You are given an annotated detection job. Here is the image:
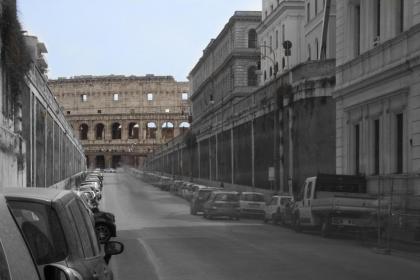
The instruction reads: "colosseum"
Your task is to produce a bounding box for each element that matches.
[49,75,191,169]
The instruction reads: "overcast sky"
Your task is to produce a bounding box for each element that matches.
[18,0,261,81]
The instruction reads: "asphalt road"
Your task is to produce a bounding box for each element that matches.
[101,171,420,280]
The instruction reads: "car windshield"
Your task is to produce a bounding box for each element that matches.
[241,194,265,202]
[214,193,238,202]
[7,201,68,265]
[198,190,212,199]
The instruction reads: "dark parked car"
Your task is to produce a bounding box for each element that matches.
[203,191,240,220]
[3,187,124,280]
[190,187,220,215]
[77,190,117,243]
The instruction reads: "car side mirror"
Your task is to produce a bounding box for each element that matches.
[104,241,124,264]
[44,264,83,280]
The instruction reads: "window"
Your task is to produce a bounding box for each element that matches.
[375,0,381,37]
[165,108,170,113]
[247,66,258,86]
[315,0,318,15]
[147,93,153,101]
[146,122,157,139]
[97,110,102,114]
[95,123,105,140]
[248,29,257,48]
[81,94,87,102]
[68,201,94,258]
[396,113,403,173]
[282,24,285,42]
[354,124,360,174]
[397,0,404,33]
[264,41,267,56]
[315,38,319,60]
[373,119,380,175]
[306,182,313,199]
[67,111,71,115]
[111,122,122,139]
[308,44,311,60]
[182,93,189,100]
[275,30,279,49]
[269,35,273,51]
[271,4,273,12]
[307,2,310,22]
[79,124,89,140]
[8,201,68,264]
[113,93,119,101]
[354,4,361,56]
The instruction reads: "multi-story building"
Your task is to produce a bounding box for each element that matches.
[147,5,336,194]
[49,76,190,169]
[335,0,420,198]
[1,0,85,189]
[188,11,262,183]
[258,0,336,84]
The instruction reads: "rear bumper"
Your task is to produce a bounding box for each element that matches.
[241,209,265,216]
[207,208,240,217]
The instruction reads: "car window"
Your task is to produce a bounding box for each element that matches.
[76,199,100,255]
[198,190,212,200]
[0,241,11,280]
[270,197,278,205]
[68,200,95,258]
[306,182,313,199]
[8,201,68,265]
[215,193,238,201]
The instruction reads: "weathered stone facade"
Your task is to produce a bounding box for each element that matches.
[49,75,190,169]
[335,0,420,199]
[1,2,85,189]
[145,7,336,195]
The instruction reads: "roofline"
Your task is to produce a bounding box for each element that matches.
[189,11,261,77]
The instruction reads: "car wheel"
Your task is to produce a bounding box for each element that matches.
[95,223,112,243]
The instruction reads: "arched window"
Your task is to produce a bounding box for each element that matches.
[247,66,258,86]
[269,66,273,77]
[308,44,312,61]
[128,122,139,139]
[315,38,319,60]
[95,123,105,140]
[179,122,190,135]
[162,122,174,139]
[264,70,267,81]
[146,122,157,139]
[111,122,122,139]
[79,124,88,140]
[248,29,257,48]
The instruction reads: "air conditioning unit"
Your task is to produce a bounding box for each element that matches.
[373,36,380,47]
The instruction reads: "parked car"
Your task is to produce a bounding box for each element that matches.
[190,187,219,215]
[263,195,294,224]
[80,182,102,199]
[182,183,195,201]
[3,187,124,280]
[85,176,103,190]
[239,192,266,218]
[75,191,117,243]
[203,191,240,220]
[1,192,77,280]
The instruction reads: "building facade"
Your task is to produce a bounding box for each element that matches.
[335,0,420,201]
[146,5,336,195]
[1,0,85,189]
[189,11,262,183]
[258,0,336,85]
[49,75,190,169]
